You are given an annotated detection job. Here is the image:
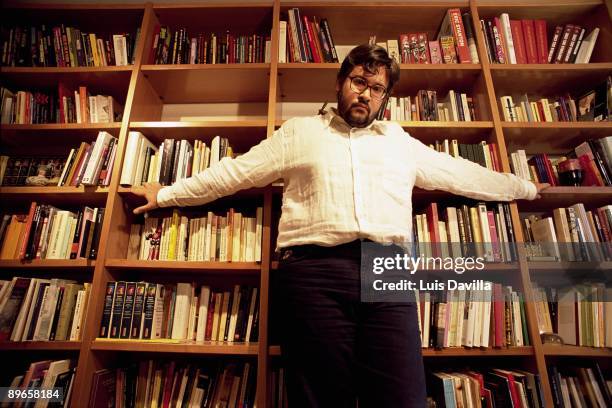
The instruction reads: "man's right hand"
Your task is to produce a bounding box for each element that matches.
[132,182,163,215]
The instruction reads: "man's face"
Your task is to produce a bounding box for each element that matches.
[336,64,388,128]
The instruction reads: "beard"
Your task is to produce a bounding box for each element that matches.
[337,92,376,128]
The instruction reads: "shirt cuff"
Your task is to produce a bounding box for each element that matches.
[156,186,174,208]
[522,180,538,200]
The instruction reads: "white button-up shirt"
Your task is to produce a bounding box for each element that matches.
[157,109,537,250]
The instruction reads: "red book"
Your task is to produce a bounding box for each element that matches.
[488,142,500,172]
[542,153,557,186]
[493,370,522,408]
[303,15,321,63]
[534,20,549,63]
[547,25,564,63]
[521,20,539,63]
[448,8,472,63]
[494,17,508,63]
[426,203,441,257]
[493,283,504,347]
[161,361,176,408]
[18,202,37,260]
[57,82,71,124]
[563,25,582,63]
[578,154,604,186]
[204,293,216,340]
[554,24,574,63]
[509,20,527,64]
[487,211,501,262]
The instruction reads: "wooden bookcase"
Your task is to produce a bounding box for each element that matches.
[0,1,610,407]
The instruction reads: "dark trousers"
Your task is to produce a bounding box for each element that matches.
[271,240,427,408]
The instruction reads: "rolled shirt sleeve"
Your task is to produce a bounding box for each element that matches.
[409,134,537,201]
[157,127,286,208]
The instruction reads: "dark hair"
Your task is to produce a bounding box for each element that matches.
[337,44,400,94]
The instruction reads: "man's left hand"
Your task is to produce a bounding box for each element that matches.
[534,182,551,199]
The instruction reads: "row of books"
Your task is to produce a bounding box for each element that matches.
[98,282,259,343]
[0,24,139,67]
[413,202,517,263]
[428,368,544,408]
[61,133,119,187]
[150,27,271,64]
[521,203,611,262]
[120,132,234,187]
[7,359,76,408]
[279,8,338,63]
[0,135,118,188]
[511,137,612,187]
[128,208,263,262]
[0,277,90,342]
[372,9,480,65]
[480,15,599,64]
[532,283,612,348]
[550,363,612,408]
[500,77,610,123]
[380,90,476,122]
[427,139,502,172]
[91,360,256,408]
[0,204,106,260]
[0,85,122,124]
[416,283,528,349]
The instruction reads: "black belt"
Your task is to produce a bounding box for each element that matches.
[280,239,404,260]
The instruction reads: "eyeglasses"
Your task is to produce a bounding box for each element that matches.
[348,76,387,99]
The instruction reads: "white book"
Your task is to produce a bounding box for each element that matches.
[227,285,241,342]
[34,360,72,408]
[133,135,157,187]
[187,294,197,341]
[120,131,144,185]
[171,283,192,340]
[10,278,36,341]
[210,136,221,166]
[464,289,475,347]
[255,207,263,262]
[512,291,523,346]
[204,212,213,262]
[33,281,59,340]
[460,93,471,121]
[481,285,492,347]
[62,216,78,259]
[68,290,84,341]
[576,28,599,63]
[455,290,466,347]
[500,13,517,64]
[278,21,287,63]
[472,289,482,347]
[46,211,69,259]
[113,34,126,66]
[245,287,258,343]
[151,284,165,339]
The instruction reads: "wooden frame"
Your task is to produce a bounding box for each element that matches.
[0,1,610,406]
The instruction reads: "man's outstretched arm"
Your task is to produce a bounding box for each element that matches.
[132,127,286,214]
[408,133,550,201]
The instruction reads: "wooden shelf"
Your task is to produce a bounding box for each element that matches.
[105,259,261,273]
[542,345,612,357]
[269,345,534,357]
[1,67,132,101]
[129,121,268,151]
[118,186,267,208]
[0,186,109,207]
[527,261,612,271]
[0,341,81,351]
[141,64,271,103]
[490,63,612,96]
[278,63,483,102]
[0,259,96,270]
[502,122,612,153]
[517,186,612,210]
[91,339,259,355]
[0,123,123,154]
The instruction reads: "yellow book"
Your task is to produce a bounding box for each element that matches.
[89,33,100,67]
[469,206,484,259]
[168,209,179,260]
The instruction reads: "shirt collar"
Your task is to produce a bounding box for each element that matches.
[321,107,386,134]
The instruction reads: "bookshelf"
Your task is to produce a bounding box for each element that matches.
[0,1,610,407]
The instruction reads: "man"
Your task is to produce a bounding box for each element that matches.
[132,44,549,407]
